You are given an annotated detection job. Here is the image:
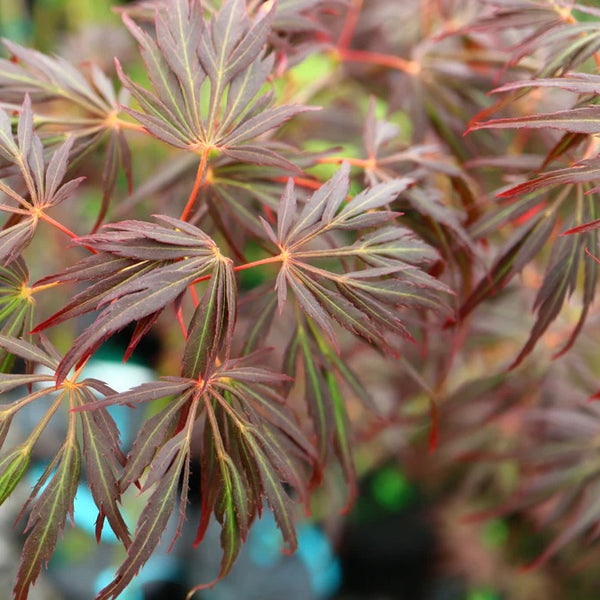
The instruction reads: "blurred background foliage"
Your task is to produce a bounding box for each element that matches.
[3,1,600,600]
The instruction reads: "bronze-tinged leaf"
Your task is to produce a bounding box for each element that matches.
[32,217,222,382]
[120,390,192,490]
[469,106,600,136]
[71,377,194,490]
[470,2,600,76]
[267,168,447,352]
[0,39,131,207]
[0,40,114,114]
[0,219,35,266]
[73,387,131,547]
[96,129,132,232]
[95,441,189,600]
[189,354,317,587]
[459,216,555,322]
[14,440,81,600]
[182,257,236,380]
[244,432,298,552]
[55,266,195,381]
[0,334,57,370]
[119,0,308,168]
[509,230,582,369]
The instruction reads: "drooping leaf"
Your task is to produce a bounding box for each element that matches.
[14,438,81,600]
[73,387,131,546]
[95,435,189,600]
[32,216,224,382]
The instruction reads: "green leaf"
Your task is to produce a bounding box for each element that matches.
[0,444,30,505]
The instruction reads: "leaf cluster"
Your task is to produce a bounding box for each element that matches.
[3,0,600,598]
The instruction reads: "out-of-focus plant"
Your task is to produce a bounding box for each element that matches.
[2,1,600,599]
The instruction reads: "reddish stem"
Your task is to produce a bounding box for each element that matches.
[189,284,200,307]
[337,47,420,74]
[38,211,98,254]
[181,147,210,222]
[271,176,322,191]
[176,305,187,338]
[337,0,363,50]
[189,254,283,287]
[233,254,283,272]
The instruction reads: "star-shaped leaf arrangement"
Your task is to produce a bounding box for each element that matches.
[117,0,312,170]
[32,215,233,383]
[0,336,130,600]
[262,162,450,353]
[0,96,84,264]
[84,351,316,600]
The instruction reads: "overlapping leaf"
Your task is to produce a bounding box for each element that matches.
[283,316,374,508]
[262,163,449,352]
[32,215,226,382]
[0,96,83,264]
[117,0,310,169]
[471,1,600,76]
[361,98,477,268]
[460,179,598,366]
[0,336,130,600]
[0,257,34,372]
[0,40,131,218]
[85,352,316,598]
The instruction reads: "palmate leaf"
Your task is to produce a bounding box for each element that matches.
[0,336,130,600]
[118,0,310,168]
[263,164,449,352]
[85,352,315,598]
[194,355,316,587]
[0,96,84,264]
[0,40,131,215]
[32,215,225,382]
[0,39,116,115]
[361,98,480,245]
